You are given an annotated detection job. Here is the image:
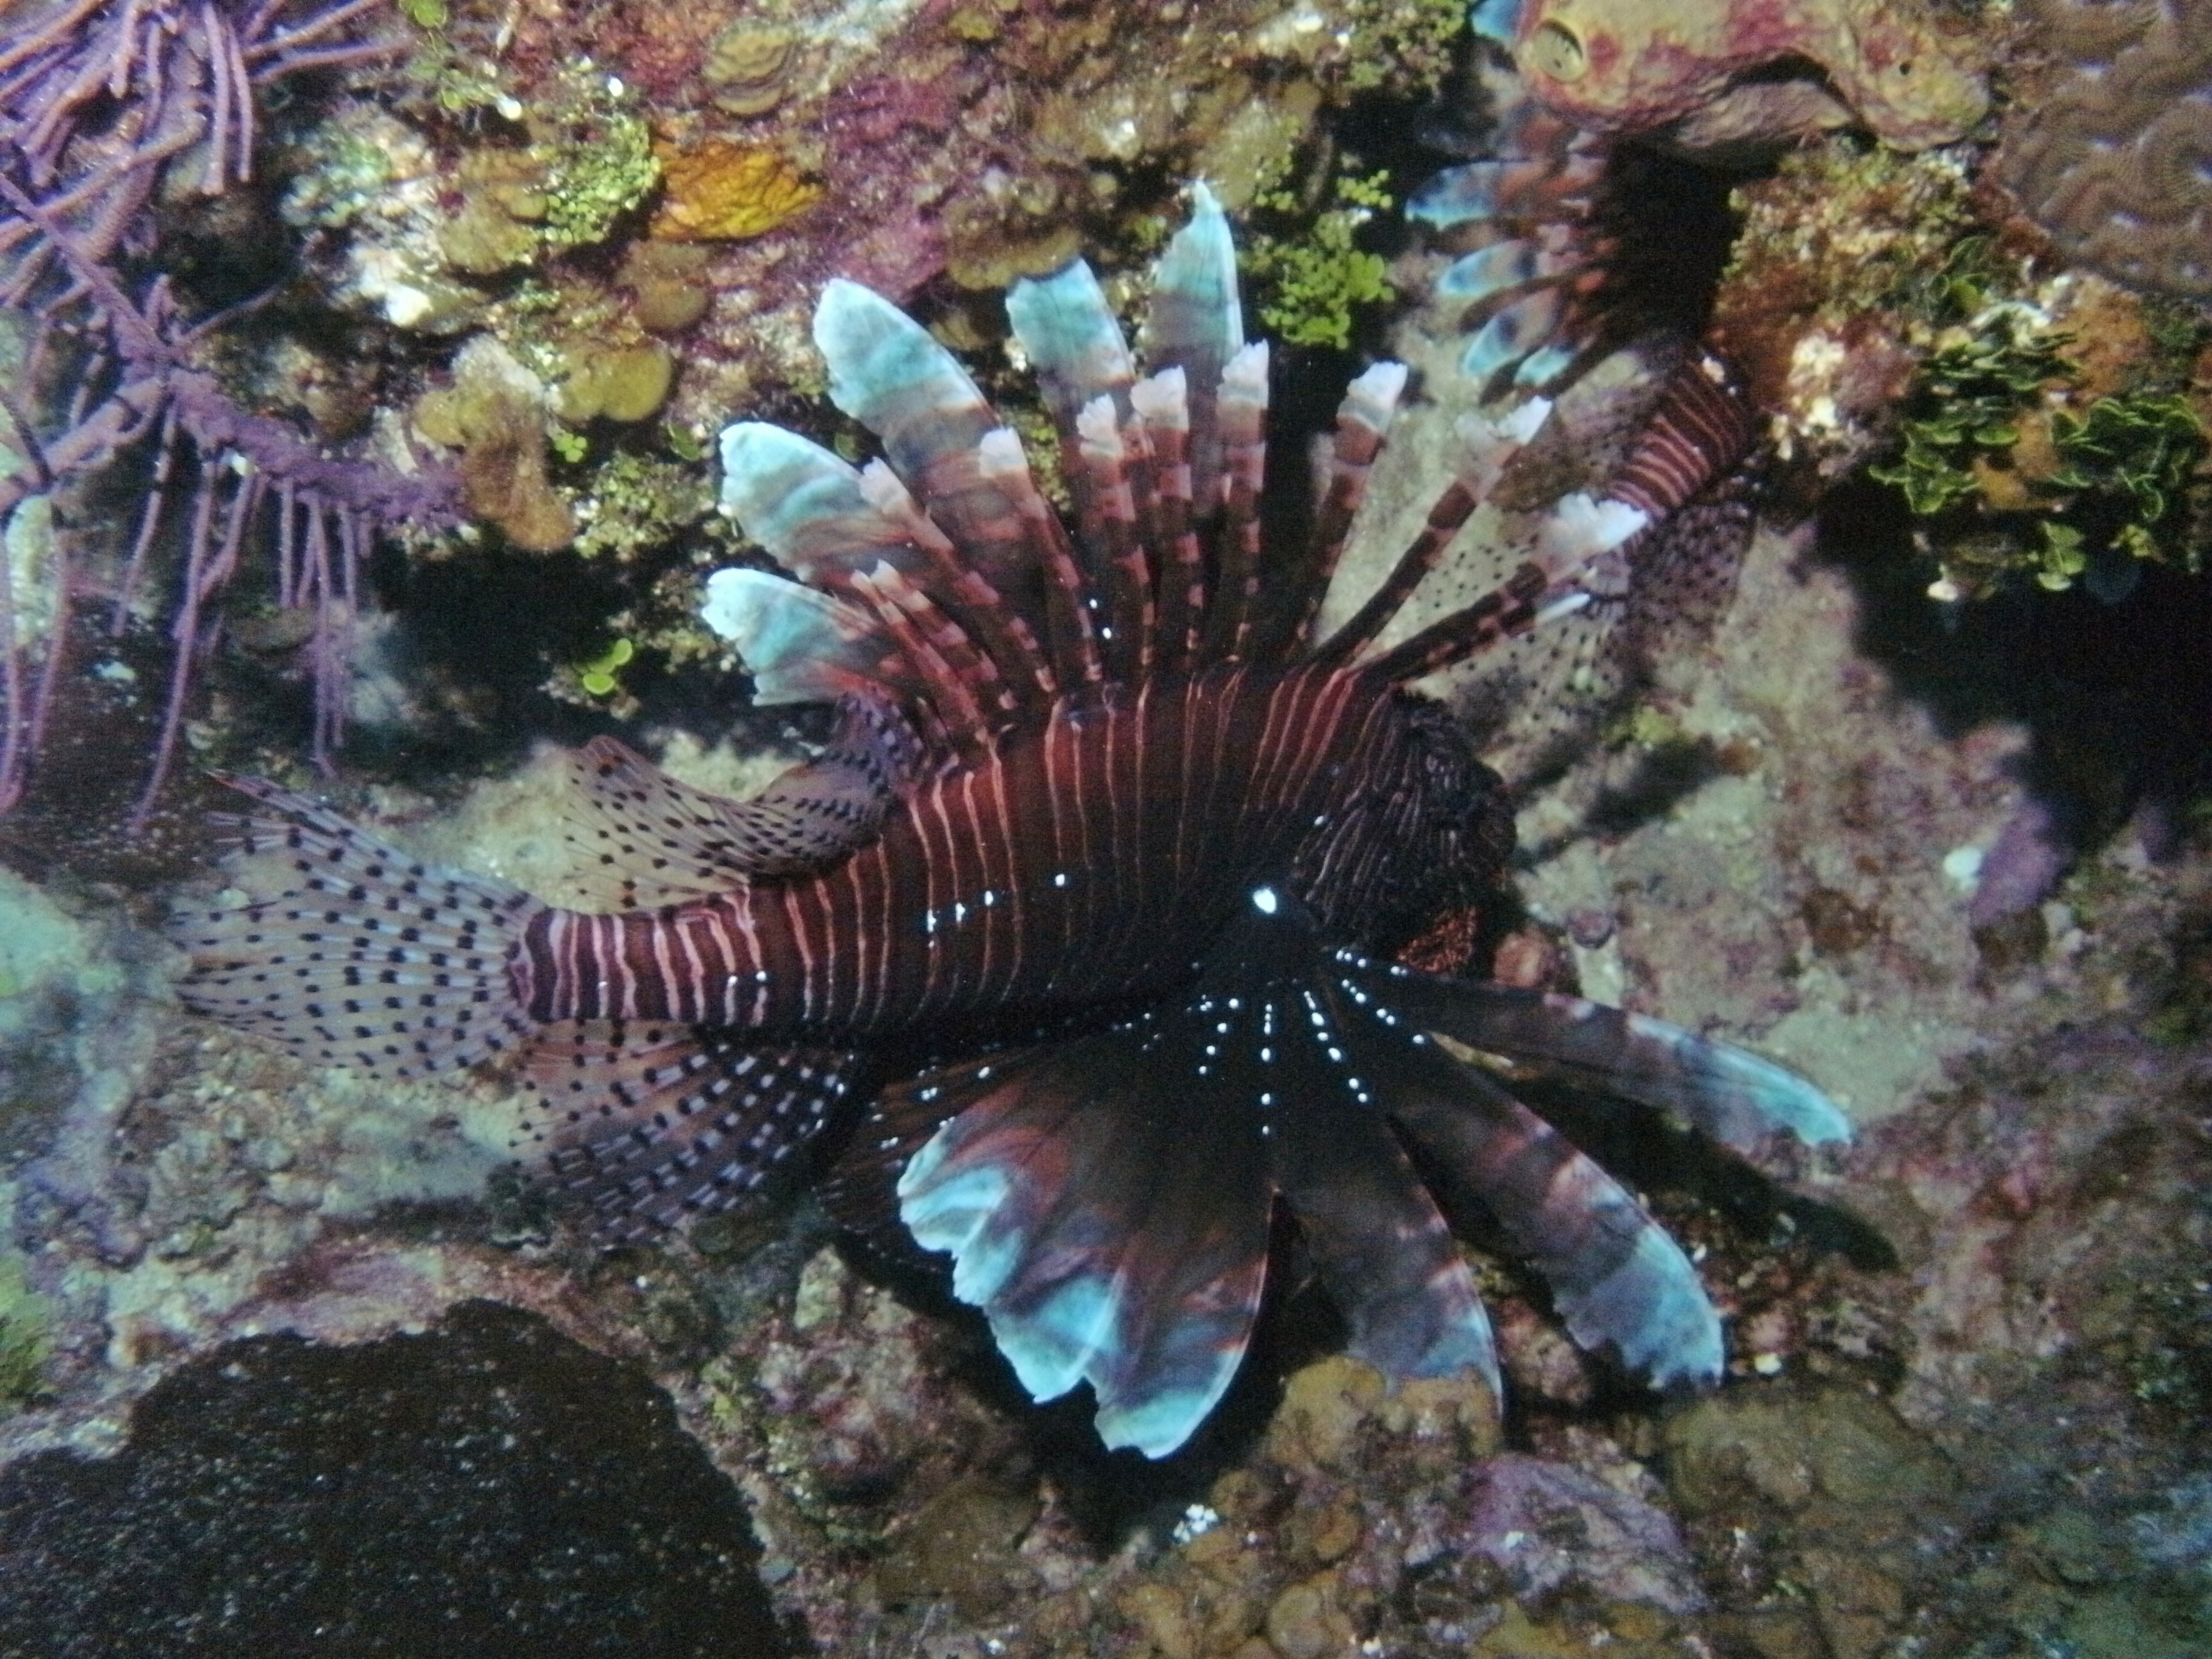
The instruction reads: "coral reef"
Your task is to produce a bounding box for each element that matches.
[650,139,819,242]
[1999,0,2212,300]
[1473,0,1991,151]
[2,3,2211,1657]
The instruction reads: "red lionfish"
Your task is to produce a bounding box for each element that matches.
[175,187,1847,1458]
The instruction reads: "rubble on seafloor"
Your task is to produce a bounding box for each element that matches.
[3,1,2211,1655]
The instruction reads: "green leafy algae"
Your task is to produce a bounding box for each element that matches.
[1871,308,2211,600]
[1245,169,1396,351]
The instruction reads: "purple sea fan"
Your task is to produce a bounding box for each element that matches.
[0,0,456,823]
[172,188,1847,1458]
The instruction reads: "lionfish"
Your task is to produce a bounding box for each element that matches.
[176,188,1847,1458]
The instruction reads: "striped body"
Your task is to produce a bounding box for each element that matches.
[521,662,1492,1035]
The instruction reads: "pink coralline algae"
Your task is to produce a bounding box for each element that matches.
[1998,0,2212,299]
[1473,0,1991,151]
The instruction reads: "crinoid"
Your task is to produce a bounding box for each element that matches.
[175,187,1846,1457]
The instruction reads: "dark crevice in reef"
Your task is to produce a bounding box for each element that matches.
[1818,474,2212,871]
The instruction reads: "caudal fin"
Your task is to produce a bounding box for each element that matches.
[172,777,539,1080]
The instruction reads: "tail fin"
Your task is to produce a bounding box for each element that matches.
[172,777,539,1080]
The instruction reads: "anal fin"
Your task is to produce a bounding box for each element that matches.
[517,1021,858,1240]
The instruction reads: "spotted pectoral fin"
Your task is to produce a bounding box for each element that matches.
[1338,956,1850,1156]
[514,1021,858,1240]
[891,1025,1273,1459]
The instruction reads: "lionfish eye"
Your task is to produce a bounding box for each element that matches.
[1525,18,1588,82]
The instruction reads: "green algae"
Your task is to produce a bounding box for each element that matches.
[0,1254,51,1410]
[1871,312,2210,599]
[1245,169,1397,351]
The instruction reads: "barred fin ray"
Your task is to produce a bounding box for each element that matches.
[1336,954,1850,1155]
[1437,233,1574,305]
[1314,397,1552,670]
[173,777,537,1080]
[1414,70,1621,390]
[975,427,1104,691]
[1006,256,1136,442]
[1361,489,1650,683]
[894,1025,1273,1458]
[1129,368,1205,671]
[1141,182,1245,525]
[700,567,906,707]
[847,562,1000,761]
[1603,353,1757,518]
[1408,152,1598,232]
[814,278,1028,593]
[1006,258,1137,596]
[864,454,1056,710]
[518,1023,856,1239]
[717,421,1054,738]
[1202,341,1269,661]
[1265,968,1504,1398]
[1268,360,1408,662]
[1073,394,1157,679]
[1384,1050,1726,1389]
[717,423,918,588]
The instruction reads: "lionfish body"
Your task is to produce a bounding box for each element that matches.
[520,660,1488,1036]
[178,190,1846,1457]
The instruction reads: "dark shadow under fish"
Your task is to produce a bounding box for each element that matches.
[174,187,1847,1458]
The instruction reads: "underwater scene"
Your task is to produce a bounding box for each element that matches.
[1,0,2209,1653]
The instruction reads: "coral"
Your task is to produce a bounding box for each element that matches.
[0,0,463,822]
[1476,0,1991,150]
[434,151,549,276]
[620,242,713,335]
[649,140,819,242]
[555,341,676,425]
[1998,0,2212,299]
[412,339,574,554]
[702,21,802,118]
[423,61,658,268]
[0,1303,786,1655]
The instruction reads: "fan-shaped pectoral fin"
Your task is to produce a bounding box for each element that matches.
[1376,1031,1725,1390]
[1268,1070,1502,1403]
[1338,957,1850,1156]
[892,1023,1273,1458]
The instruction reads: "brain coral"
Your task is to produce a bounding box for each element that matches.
[1998,0,2212,298]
